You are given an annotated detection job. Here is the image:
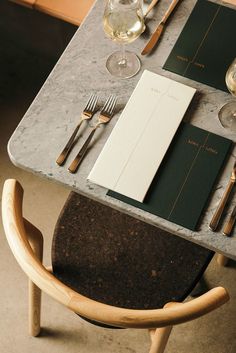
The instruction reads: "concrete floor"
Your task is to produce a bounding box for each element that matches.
[0,2,236,353]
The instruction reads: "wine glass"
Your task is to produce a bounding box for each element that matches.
[219,58,236,131]
[103,0,145,79]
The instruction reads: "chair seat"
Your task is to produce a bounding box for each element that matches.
[52,192,214,314]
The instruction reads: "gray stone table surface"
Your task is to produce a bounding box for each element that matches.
[8,0,236,260]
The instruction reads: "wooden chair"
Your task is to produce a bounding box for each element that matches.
[2,179,230,353]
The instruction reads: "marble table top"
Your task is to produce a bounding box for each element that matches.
[8,0,236,260]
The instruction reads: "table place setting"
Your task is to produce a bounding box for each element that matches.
[7,0,236,259]
[86,0,236,234]
[56,0,236,233]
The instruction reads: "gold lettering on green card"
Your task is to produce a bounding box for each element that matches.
[176,55,189,62]
[194,62,205,69]
[205,146,218,154]
[187,139,199,147]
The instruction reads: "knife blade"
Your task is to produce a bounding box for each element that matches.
[141,0,181,55]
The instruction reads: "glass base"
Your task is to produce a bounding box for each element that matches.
[106,50,141,79]
[218,101,236,131]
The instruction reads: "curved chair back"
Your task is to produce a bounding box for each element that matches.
[2,179,229,329]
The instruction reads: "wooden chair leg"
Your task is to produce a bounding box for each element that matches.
[149,326,173,353]
[28,279,42,336]
[148,302,183,353]
[24,219,43,336]
[217,254,229,267]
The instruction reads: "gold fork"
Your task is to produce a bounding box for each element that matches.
[68,95,117,173]
[56,94,98,166]
[209,161,236,231]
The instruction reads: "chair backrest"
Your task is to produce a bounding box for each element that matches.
[2,179,230,329]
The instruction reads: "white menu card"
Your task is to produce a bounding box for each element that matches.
[88,70,196,202]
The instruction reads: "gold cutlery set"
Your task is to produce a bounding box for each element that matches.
[56,94,117,173]
[209,161,236,236]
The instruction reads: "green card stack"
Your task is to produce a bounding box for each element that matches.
[108,123,232,231]
[163,0,236,91]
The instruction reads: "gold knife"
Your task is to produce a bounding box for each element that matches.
[222,205,236,236]
[209,161,236,231]
[141,0,181,55]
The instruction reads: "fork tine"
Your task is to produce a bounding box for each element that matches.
[84,94,97,111]
[107,96,117,115]
[101,95,114,113]
[105,95,115,113]
[89,94,98,112]
[89,94,98,111]
[104,95,117,115]
[84,94,94,111]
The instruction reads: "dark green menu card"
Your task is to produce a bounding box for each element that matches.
[108,123,232,231]
[163,0,236,92]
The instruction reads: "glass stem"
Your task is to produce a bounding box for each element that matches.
[119,44,127,67]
